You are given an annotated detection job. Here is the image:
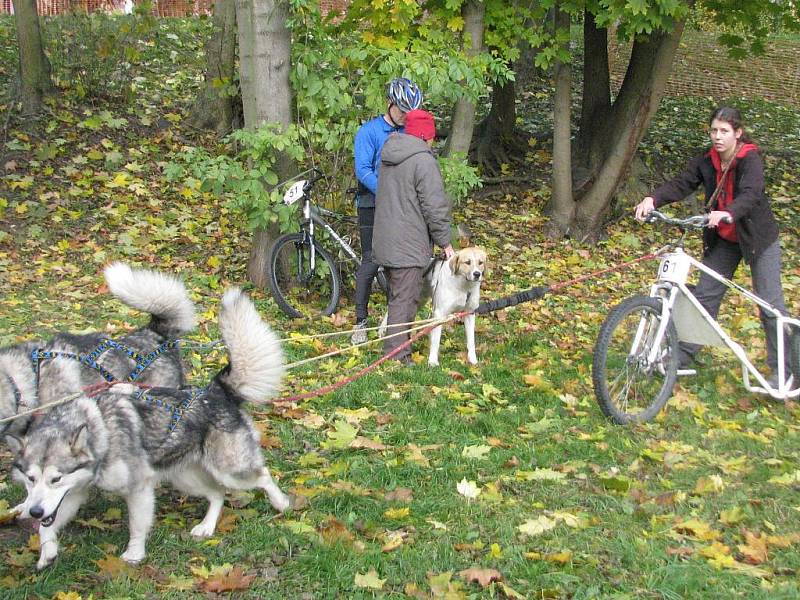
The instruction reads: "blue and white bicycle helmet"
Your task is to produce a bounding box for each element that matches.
[386,77,423,112]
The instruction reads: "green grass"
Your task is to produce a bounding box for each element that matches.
[3,15,800,600]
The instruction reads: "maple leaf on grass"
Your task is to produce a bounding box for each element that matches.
[354,568,385,590]
[738,530,769,565]
[95,554,136,578]
[456,478,481,500]
[518,515,558,537]
[199,565,255,593]
[384,487,413,503]
[381,530,408,552]
[349,436,388,451]
[458,567,503,588]
[0,500,19,525]
[462,444,492,459]
[318,518,355,546]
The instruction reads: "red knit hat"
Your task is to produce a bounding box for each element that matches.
[404,109,436,141]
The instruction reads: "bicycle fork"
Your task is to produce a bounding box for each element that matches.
[627,286,678,370]
[300,201,317,279]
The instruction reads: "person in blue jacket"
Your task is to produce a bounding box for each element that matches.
[351,77,423,344]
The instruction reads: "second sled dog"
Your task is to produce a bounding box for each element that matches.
[0,262,195,440]
[9,289,291,569]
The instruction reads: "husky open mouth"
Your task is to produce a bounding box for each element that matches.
[39,491,70,528]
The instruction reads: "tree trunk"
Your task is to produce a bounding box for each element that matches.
[12,0,51,115]
[188,0,238,135]
[473,77,516,172]
[442,0,485,158]
[547,4,573,235]
[575,9,610,176]
[571,20,686,240]
[235,0,293,286]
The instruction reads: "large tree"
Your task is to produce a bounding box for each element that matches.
[442,0,486,158]
[549,3,572,234]
[188,0,239,135]
[235,0,294,286]
[12,0,51,115]
[546,4,690,240]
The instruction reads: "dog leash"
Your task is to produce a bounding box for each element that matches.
[0,381,149,426]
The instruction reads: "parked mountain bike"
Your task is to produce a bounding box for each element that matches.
[593,210,800,424]
[268,169,388,318]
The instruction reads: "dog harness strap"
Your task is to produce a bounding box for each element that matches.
[5,375,24,410]
[126,340,179,382]
[30,348,116,382]
[133,385,203,433]
[86,340,143,364]
[167,387,202,433]
[474,285,550,315]
[29,339,180,385]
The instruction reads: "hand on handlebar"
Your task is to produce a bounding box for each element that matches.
[634,197,655,221]
[706,210,733,227]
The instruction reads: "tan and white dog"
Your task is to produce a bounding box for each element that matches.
[379,246,488,365]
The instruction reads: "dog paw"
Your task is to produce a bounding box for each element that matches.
[427,359,439,367]
[467,356,478,365]
[271,493,293,514]
[190,522,217,538]
[121,548,145,564]
[37,545,57,570]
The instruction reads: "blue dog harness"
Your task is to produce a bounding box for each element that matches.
[31,339,180,384]
[132,385,205,433]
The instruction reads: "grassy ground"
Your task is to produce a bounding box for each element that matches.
[2,16,800,600]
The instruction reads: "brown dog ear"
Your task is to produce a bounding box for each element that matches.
[448,252,461,274]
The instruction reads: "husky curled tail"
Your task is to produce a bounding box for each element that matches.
[10,288,291,570]
[0,262,196,439]
[217,287,284,403]
[104,262,196,338]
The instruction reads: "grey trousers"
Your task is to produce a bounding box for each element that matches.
[682,238,789,372]
[384,267,424,360]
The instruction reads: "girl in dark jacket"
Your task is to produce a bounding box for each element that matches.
[634,106,790,387]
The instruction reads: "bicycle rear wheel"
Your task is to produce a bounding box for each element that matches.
[593,295,679,424]
[268,233,341,319]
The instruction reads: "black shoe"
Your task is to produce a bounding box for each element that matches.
[676,350,696,375]
[678,350,695,370]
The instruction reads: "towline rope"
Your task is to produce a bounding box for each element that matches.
[1,250,663,418]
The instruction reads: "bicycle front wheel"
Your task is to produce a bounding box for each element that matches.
[268,233,341,319]
[593,295,679,424]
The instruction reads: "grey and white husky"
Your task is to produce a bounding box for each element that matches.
[8,288,291,569]
[0,262,196,439]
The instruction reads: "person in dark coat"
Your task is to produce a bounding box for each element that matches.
[634,106,791,387]
[372,109,454,364]
[350,78,423,345]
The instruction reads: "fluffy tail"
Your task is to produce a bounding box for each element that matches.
[218,288,285,404]
[104,262,197,337]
